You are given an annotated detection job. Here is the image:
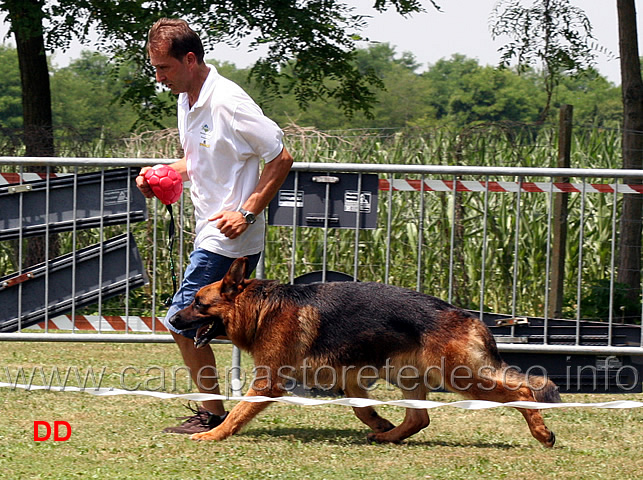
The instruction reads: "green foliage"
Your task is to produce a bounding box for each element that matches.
[257,49,619,131]
[1,1,450,133]
[554,68,622,127]
[422,54,487,119]
[50,51,140,136]
[442,63,543,125]
[0,45,23,129]
[27,0,441,124]
[0,38,623,140]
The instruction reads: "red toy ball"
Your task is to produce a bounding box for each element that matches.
[144,165,183,205]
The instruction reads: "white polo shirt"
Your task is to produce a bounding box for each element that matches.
[177,65,284,257]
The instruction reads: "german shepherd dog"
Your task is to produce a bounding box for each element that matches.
[170,257,560,446]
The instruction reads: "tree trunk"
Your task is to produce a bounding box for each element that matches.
[6,0,58,266]
[7,0,54,157]
[616,0,643,319]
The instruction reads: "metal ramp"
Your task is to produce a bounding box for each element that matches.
[0,233,148,332]
[0,168,150,333]
[0,167,147,240]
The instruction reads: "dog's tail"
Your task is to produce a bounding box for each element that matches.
[502,363,562,403]
[473,318,562,404]
[531,374,562,403]
[430,312,562,405]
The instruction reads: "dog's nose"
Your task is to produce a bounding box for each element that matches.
[168,312,182,328]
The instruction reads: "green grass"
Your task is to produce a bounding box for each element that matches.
[1,342,642,479]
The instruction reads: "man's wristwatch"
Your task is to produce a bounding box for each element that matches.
[238,207,256,225]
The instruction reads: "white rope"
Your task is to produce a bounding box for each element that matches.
[2,382,642,410]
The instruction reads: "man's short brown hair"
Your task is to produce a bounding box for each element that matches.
[147,18,205,63]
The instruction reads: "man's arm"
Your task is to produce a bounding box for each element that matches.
[212,147,293,240]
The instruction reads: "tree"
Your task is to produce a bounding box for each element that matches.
[445,64,543,125]
[421,55,544,126]
[616,0,643,318]
[490,0,642,319]
[422,55,484,120]
[3,1,58,267]
[3,0,54,157]
[1,46,162,139]
[490,0,596,121]
[555,68,621,127]
[1,1,441,135]
[350,43,430,129]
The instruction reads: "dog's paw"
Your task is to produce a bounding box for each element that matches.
[373,420,396,433]
[366,432,401,445]
[190,428,231,442]
[190,431,216,442]
[543,430,556,448]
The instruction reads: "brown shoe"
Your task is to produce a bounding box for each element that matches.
[163,403,228,434]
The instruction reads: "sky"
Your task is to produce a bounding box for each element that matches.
[0,1,640,84]
[348,0,632,83]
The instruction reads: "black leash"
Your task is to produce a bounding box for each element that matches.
[165,203,178,307]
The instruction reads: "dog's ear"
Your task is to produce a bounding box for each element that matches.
[220,257,249,299]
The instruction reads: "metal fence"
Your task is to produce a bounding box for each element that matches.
[1,157,642,392]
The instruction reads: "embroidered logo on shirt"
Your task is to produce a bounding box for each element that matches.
[199,124,211,148]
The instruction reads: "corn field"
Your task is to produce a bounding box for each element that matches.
[1,122,639,324]
[260,124,632,322]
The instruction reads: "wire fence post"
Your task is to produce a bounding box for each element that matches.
[549,104,573,319]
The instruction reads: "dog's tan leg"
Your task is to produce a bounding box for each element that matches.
[342,383,395,433]
[190,386,274,441]
[516,407,556,448]
[452,375,556,448]
[366,383,429,444]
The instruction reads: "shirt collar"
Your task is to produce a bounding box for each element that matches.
[179,64,219,111]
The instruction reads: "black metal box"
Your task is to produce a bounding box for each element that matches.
[268,171,378,229]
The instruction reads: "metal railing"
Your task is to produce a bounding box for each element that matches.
[1,157,642,359]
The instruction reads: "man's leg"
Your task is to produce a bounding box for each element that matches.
[171,330,226,416]
[162,250,261,433]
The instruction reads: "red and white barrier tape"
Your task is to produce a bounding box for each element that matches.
[29,315,167,333]
[0,172,72,185]
[378,178,643,194]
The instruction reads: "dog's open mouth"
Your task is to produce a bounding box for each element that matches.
[194,321,225,349]
[194,323,216,348]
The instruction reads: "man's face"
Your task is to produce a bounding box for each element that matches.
[149,48,190,95]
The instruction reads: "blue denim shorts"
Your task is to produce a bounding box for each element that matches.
[163,249,261,338]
